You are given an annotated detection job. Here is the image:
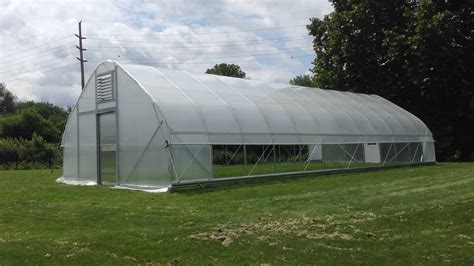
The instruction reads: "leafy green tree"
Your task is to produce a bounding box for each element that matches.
[289,74,315,87]
[0,86,68,143]
[0,83,16,115]
[0,109,60,143]
[206,63,247,78]
[307,0,473,161]
[17,101,68,132]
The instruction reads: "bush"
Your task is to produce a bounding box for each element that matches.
[0,134,61,170]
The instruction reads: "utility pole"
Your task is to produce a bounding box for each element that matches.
[75,21,87,90]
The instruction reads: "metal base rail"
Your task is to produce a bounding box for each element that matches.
[169,162,437,191]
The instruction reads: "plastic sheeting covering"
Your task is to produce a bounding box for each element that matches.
[78,112,97,181]
[116,68,172,187]
[123,63,434,145]
[61,107,78,179]
[170,144,212,181]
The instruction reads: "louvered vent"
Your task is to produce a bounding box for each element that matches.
[97,74,113,102]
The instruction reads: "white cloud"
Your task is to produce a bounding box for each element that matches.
[0,0,332,107]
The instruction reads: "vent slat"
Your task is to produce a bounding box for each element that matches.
[97,73,113,102]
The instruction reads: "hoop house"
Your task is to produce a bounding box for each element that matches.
[58,60,435,190]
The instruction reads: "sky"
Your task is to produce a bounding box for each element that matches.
[0,0,333,107]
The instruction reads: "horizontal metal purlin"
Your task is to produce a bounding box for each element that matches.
[169,131,432,137]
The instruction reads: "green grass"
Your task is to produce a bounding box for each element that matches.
[1,163,473,265]
[212,161,378,178]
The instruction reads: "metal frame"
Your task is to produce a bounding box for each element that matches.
[169,144,211,183]
[95,68,118,186]
[96,111,117,186]
[95,113,101,184]
[113,68,120,185]
[205,141,430,181]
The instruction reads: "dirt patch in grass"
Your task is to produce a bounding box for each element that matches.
[189,215,355,247]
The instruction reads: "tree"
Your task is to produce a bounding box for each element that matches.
[205,63,246,78]
[0,109,60,143]
[17,101,68,132]
[0,83,16,115]
[307,0,473,161]
[0,86,69,143]
[289,74,315,87]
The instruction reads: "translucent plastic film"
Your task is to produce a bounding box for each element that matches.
[62,107,78,179]
[170,144,212,182]
[123,63,434,145]
[78,112,97,181]
[116,68,172,187]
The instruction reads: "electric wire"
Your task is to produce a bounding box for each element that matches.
[0,35,74,59]
[2,63,77,83]
[0,43,76,65]
[0,48,76,71]
[86,50,313,61]
[86,37,311,49]
[86,24,308,36]
[86,35,310,44]
[0,23,316,83]
[0,58,76,78]
[86,45,310,55]
[87,54,313,65]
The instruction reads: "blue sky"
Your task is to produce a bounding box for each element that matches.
[0,0,333,107]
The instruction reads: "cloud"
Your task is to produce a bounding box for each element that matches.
[0,0,332,107]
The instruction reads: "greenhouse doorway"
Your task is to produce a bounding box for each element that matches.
[97,112,117,185]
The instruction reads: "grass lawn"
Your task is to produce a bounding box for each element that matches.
[212,161,378,178]
[0,163,473,264]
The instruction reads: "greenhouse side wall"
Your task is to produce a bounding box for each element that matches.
[169,141,435,185]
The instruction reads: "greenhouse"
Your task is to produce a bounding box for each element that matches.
[58,60,436,190]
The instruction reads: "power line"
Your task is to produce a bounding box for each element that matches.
[0,58,75,78]
[86,37,311,50]
[87,50,313,61]
[2,63,77,83]
[0,48,75,70]
[0,35,74,59]
[88,54,313,65]
[2,54,312,83]
[0,25,312,64]
[86,24,308,37]
[87,35,310,44]
[86,45,312,55]
[0,53,75,75]
[0,43,76,64]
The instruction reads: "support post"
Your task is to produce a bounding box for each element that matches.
[273,144,276,173]
[243,145,247,175]
[225,145,228,165]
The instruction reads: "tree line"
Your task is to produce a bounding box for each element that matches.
[289,0,473,161]
[0,83,68,169]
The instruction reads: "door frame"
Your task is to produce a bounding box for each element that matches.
[96,110,117,185]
